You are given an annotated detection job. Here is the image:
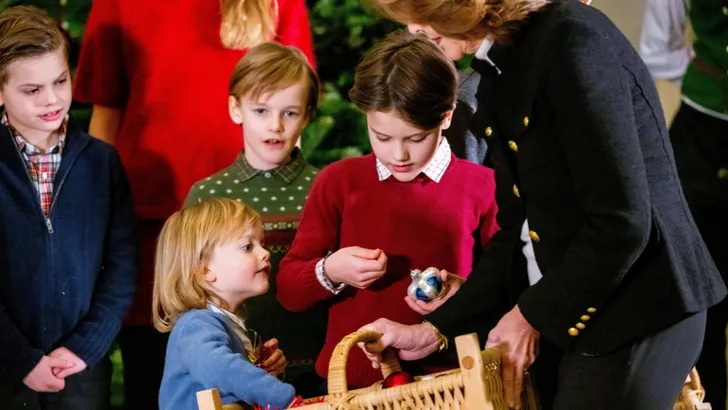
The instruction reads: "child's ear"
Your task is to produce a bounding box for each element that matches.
[203,269,217,283]
[440,105,456,131]
[228,95,244,125]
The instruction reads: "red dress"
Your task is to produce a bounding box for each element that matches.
[74,0,315,325]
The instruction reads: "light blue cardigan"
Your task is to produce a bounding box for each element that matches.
[158,309,295,410]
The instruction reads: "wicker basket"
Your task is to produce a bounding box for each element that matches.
[289,330,712,410]
[290,330,538,410]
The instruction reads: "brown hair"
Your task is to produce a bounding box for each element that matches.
[229,42,320,118]
[349,30,457,131]
[220,0,278,50]
[0,6,68,85]
[369,0,550,44]
[153,197,262,333]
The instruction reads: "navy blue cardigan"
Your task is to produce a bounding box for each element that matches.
[0,123,137,380]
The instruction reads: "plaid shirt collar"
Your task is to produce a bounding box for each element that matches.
[376,138,452,182]
[1,111,67,154]
[234,147,306,184]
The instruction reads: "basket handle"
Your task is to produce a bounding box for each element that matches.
[327,330,402,396]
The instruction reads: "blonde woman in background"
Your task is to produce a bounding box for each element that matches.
[73,1,315,408]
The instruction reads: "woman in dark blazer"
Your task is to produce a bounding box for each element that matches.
[358,0,727,409]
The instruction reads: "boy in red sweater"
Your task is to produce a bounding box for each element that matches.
[276,30,500,390]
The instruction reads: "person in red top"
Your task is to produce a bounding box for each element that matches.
[276,30,501,390]
[72,0,315,408]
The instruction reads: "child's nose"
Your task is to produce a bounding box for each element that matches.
[393,144,409,162]
[269,116,283,133]
[44,88,59,105]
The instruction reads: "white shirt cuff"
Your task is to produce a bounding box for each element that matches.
[315,256,346,295]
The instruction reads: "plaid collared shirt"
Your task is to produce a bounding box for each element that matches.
[375,138,452,182]
[2,113,67,216]
[234,147,307,183]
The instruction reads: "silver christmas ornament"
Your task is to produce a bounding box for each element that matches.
[407,267,445,302]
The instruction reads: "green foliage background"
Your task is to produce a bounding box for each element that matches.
[0,0,401,168]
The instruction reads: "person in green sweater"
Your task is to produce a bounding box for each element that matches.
[641,1,728,407]
[183,42,326,398]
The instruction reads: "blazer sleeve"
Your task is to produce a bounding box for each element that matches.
[73,0,129,109]
[276,0,317,69]
[276,165,343,312]
[425,150,519,341]
[517,19,653,350]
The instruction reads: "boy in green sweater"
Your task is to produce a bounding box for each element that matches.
[184,42,326,397]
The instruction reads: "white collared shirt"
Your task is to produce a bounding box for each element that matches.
[375,138,452,182]
[207,303,254,353]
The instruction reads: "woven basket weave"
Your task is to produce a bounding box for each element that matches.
[289,330,711,410]
[291,330,537,410]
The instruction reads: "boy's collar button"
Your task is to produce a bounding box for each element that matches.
[264,172,272,178]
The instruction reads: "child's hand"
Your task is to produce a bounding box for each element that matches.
[48,347,87,378]
[405,270,464,315]
[325,247,387,289]
[23,355,73,392]
[260,339,287,376]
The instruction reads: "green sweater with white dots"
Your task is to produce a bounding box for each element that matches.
[184,148,327,365]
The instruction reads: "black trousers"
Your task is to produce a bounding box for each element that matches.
[117,325,168,410]
[670,102,728,410]
[551,311,706,410]
[0,356,112,410]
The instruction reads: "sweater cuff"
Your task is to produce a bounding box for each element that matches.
[11,347,44,380]
[63,313,120,367]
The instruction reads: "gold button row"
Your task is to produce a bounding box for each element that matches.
[484,116,529,140]
[568,308,597,337]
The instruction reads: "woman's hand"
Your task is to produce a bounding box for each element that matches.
[260,338,288,377]
[357,318,441,368]
[405,269,464,315]
[485,305,540,410]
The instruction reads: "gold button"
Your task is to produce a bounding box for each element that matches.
[576,322,586,330]
[508,140,518,152]
[523,116,530,127]
[568,327,579,337]
[528,230,540,242]
[513,184,520,197]
[580,315,591,322]
[723,6,728,15]
[485,126,493,137]
[587,307,597,313]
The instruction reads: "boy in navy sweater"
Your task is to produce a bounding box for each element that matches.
[0,6,137,410]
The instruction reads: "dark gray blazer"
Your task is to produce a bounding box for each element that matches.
[443,69,488,165]
[427,0,726,354]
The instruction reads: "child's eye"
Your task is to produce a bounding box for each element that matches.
[242,244,254,251]
[409,135,427,143]
[284,111,299,117]
[22,88,39,95]
[375,135,391,142]
[55,78,68,85]
[253,108,266,114]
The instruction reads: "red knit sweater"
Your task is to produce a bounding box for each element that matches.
[277,153,499,388]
